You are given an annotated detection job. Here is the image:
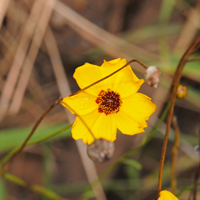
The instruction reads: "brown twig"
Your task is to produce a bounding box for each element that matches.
[0,97,63,175]
[171,116,180,193]
[187,58,200,62]
[157,35,200,197]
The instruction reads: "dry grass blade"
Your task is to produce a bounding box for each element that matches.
[174,2,200,52]
[8,0,57,115]
[44,26,107,200]
[0,0,10,29]
[54,0,159,66]
[0,0,46,121]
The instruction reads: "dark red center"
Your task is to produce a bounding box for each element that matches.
[95,89,122,115]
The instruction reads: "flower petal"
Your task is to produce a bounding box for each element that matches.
[72,110,117,144]
[73,58,144,97]
[100,58,125,89]
[73,63,103,96]
[113,111,145,135]
[101,58,144,98]
[121,93,156,125]
[61,91,98,115]
[115,77,144,98]
[113,93,156,135]
[158,190,179,200]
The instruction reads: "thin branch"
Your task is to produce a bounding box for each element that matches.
[157,35,200,197]
[0,97,63,175]
[187,58,200,62]
[3,173,69,200]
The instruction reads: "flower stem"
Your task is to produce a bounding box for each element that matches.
[0,97,63,175]
[187,58,200,62]
[157,35,200,197]
[3,173,68,200]
[0,124,72,168]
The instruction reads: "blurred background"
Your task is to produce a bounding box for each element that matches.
[0,0,200,199]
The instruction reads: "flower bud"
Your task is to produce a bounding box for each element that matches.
[145,66,161,88]
[176,84,187,99]
[87,139,115,162]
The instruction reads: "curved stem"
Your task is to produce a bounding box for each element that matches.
[157,35,200,197]
[187,58,200,62]
[0,97,63,175]
[0,124,72,167]
[3,173,68,200]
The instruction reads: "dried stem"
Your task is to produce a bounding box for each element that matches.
[157,35,200,197]
[171,116,180,193]
[0,97,63,175]
[187,58,200,62]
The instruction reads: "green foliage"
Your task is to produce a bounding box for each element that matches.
[0,124,71,152]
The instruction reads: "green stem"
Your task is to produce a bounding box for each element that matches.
[176,181,200,197]
[0,124,72,168]
[1,97,63,175]
[3,173,69,200]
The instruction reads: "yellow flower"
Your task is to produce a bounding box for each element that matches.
[158,190,179,200]
[61,58,156,144]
